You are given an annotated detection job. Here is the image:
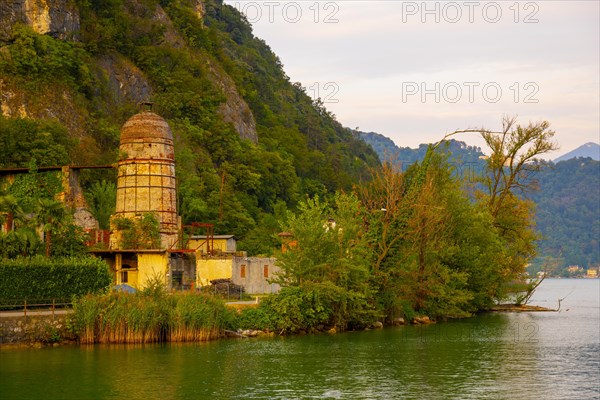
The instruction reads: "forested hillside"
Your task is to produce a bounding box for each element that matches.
[0,0,379,254]
[529,158,600,272]
[359,132,484,166]
[360,132,600,272]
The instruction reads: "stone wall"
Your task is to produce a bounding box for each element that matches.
[0,313,75,345]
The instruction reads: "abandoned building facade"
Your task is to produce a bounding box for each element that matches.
[0,109,281,294]
[96,109,281,294]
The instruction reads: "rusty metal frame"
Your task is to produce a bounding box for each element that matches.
[168,222,215,254]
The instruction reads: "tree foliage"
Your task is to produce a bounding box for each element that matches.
[112,213,161,249]
[267,119,555,324]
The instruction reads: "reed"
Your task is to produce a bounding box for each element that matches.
[72,291,232,344]
[72,294,101,344]
[170,292,228,342]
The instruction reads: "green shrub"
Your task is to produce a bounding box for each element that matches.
[0,256,111,304]
[236,283,379,334]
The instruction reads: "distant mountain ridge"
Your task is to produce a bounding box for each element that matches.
[554,142,600,162]
[358,131,485,166]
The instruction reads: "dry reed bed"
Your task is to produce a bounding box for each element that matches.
[73,291,232,344]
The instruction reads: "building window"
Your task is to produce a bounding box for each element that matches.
[121,271,128,283]
[240,265,246,278]
[172,271,183,288]
[263,265,269,278]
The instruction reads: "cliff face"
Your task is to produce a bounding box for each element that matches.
[0,0,80,41]
[0,0,257,143]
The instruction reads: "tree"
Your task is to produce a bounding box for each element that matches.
[475,118,558,299]
[0,192,41,258]
[273,193,377,327]
[85,180,116,230]
[0,192,23,233]
[358,161,407,273]
[479,117,558,217]
[35,198,68,257]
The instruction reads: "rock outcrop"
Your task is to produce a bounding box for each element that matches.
[1,0,258,144]
[98,55,153,106]
[0,0,80,42]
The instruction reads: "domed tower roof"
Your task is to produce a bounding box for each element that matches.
[120,111,173,144]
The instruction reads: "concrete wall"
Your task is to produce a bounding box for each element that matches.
[232,257,280,295]
[168,254,196,290]
[196,258,233,286]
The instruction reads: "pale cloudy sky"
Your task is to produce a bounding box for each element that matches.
[225,1,599,158]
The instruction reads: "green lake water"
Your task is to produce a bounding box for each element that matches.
[1,279,598,399]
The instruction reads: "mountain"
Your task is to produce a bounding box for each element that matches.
[529,157,600,272]
[359,131,486,167]
[0,0,379,254]
[554,142,600,162]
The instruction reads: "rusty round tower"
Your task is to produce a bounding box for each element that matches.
[110,108,179,249]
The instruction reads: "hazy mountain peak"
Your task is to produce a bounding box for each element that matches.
[554,142,600,162]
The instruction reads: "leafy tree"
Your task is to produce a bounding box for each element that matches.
[0,116,73,168]
[85,180,116,230]
[113,213,161,249]
[479,117,558,218]
[273,193,377,328]
[0,192,41,259]
[35,198,68,257]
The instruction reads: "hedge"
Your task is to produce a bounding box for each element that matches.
[0,256,112,304]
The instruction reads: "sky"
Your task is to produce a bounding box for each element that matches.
[224,0,599,158]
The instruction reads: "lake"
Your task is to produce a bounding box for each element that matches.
[1,278,598,399]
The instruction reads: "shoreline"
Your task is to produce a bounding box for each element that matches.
[488,304,556,312]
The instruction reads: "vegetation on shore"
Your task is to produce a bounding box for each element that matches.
[3,118,557,343]
[73,282,234,344]
[236,118,558,332]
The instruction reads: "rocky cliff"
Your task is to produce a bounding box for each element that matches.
[0,0,80,41]
[0,0,257,143]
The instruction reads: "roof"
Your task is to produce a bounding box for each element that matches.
[89,249,169,254]
[120,111,173,143]
[190,235,236,240]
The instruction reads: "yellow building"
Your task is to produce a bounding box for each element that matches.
[188,235,237,254]
[196,256,234,286]
[93,249,196,290]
